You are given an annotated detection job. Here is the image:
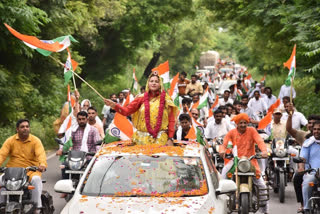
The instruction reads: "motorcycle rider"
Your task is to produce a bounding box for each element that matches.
[299,121,320,213]
[219,113,269,214]
[205,109,233,142]
[0,119,47,214]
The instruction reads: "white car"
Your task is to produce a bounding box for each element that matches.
[55,141,236,214]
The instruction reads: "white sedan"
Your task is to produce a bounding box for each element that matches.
[55,141,236,214]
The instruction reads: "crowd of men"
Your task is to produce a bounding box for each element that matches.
[0,63,319,213]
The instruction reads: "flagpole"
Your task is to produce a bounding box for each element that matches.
[290,76,293,103]
[48,55,106,100]
[72,74,77,90]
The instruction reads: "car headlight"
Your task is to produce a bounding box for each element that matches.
[5,180,22,191]
[274,140,287,157]
[238,159,251,173]
[68,160,83,170]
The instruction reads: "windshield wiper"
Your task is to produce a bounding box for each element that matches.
[98,156,123,196]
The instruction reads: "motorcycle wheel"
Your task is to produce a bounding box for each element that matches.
[238,193,249,214]
[279,172,285,203]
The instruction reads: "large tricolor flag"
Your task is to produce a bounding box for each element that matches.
[257,112,273,130]
[64,48,78,85]
[267,98,281,114]
[152,60,170,90]
[4,23,77,56]
[169,72,180,107]
[283,44,296,86]
[104,113,134,143]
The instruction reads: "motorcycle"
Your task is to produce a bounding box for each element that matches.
[227,153,269,214]
[55,138,98,201]
[293,157,320,214]
[209,136,225,173]
[0,166,54,214]
[265,138,290,203]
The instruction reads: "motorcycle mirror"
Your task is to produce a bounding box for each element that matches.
[293,157,304,163]
[54,138,64,145]
[95,140,103,146]
[86,152,96,156]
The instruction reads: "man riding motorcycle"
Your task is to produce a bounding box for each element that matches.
[219,113,269,214]
[299,121,320,213]
[0,119,47,214]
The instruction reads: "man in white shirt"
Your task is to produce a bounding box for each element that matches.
[205,109,233,140]
[263,87,277,109]
[248,90,268,115]
[218,90,234,106]
[282,102,307,130]
[278,84,296,101]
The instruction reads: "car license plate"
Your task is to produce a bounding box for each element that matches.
[1,191,23,195]
[65,170,84,174]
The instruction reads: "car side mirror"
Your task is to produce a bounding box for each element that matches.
[54,179,75,194]
[216,179,237,196]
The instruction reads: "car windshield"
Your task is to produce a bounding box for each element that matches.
[81,155,208,197]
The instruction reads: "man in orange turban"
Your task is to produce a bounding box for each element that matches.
[219,112,269,214]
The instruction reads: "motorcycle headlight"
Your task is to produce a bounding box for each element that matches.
[238,159,251,173]
[5,180,22,191]
[68,160,83,170]
[215,145,220,153]
[274,140,287,157]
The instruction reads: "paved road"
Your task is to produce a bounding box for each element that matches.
[44,153,301,214]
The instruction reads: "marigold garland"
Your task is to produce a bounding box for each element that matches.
[144,90,166,138]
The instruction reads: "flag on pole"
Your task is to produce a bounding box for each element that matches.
[4,23,77,56]
[169,72,180,107]
[208,95,219,118]
[283,44,296,86]
[152,60,170,90]
[260,74,266,82]
[197,88,209,109]
[64,48,78,85]
[131,68,139,93]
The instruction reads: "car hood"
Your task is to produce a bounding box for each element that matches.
[62,194,219,214]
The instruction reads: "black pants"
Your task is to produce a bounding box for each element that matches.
[293,172,304,203]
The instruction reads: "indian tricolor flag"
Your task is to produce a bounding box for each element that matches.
[131,68,139,92]
[152,60,170,90]
[234,84,243,101]
[169,72,180,107]
[208,95,219,118]
[105,113,134,143]
[64,48,78,85]
[283,44,296,86]
[4,23,77,56]
[197,88,209,109]
[241,81,249,93]
[185,108,205,146]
